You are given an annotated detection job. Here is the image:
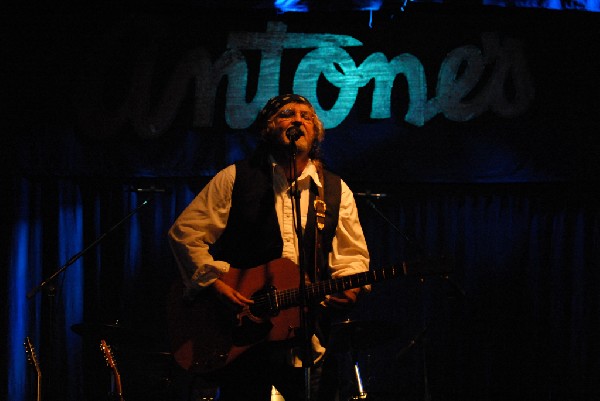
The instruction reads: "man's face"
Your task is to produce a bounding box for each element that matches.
[269,102,317,154]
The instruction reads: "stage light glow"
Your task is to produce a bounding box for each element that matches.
[483,0,599,12]
[274,0,308,13]
[356,0,384,11]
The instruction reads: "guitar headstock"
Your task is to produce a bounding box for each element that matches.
[24,336,41,376]
[100,339,118,371]
[402,256,454,278]
[100,339,125,400]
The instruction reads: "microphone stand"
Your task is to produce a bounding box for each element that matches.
[27,197,151,299]
[360,194,433,401]
[359,194,464,401]
[287,131,312,401]
[26,196,151,401]
[360,194,461,291]
[360,194,425,255]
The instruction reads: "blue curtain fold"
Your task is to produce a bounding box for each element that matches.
[3,177,599,400]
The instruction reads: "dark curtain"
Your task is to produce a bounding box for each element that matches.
[3,176,599,401]
[353,182,600,400]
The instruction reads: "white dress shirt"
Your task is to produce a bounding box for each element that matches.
[168,158,370,289]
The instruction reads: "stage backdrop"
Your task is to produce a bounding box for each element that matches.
[3,4,600,401]
[4,5,600,182]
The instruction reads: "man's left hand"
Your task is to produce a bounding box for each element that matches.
[323,288,361,309]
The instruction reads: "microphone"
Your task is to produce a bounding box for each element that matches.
[286,123,304,142]
[128,186,168,193]
[354,191,387,199]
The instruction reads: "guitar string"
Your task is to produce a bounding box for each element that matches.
[248,266,399,311]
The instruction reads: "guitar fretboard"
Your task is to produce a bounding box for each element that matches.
[277,264,404,309]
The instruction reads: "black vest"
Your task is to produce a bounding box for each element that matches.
[211,150,341,278]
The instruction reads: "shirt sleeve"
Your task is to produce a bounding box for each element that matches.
[328,179,370,278]
[168,164,236,290]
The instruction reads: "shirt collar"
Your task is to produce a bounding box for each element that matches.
[269,155,322,189]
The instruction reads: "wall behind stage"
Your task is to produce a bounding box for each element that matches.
[3,4,600,401]
[4,4,600,184]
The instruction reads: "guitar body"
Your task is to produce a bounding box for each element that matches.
[167,258,429,374]
[167,258,304,374]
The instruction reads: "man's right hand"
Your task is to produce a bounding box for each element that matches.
[210,279,254,309]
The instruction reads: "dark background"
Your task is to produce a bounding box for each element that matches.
[3,1,600,400]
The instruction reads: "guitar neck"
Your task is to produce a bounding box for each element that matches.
[278,264,405,309]
[112,375,124,401]
[36,374,42,401]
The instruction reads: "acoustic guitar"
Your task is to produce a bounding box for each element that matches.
[168,257,450,374]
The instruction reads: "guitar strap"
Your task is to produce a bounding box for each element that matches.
[304,163,340,283]
[311,165,349,350]
[313,166,327,282]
